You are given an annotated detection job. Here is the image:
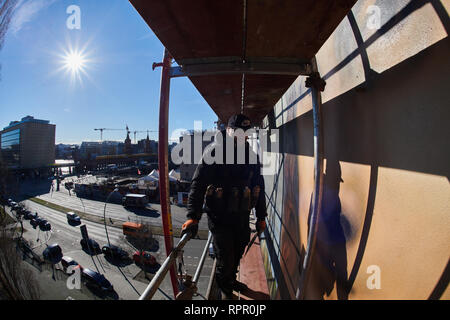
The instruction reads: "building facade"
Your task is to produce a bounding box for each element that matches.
[177,130,215,182]
[260,0,450,300]
[0,116,56,169]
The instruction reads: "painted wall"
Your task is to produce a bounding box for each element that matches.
[261,0,450,300]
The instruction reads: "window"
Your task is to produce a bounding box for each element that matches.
[1,129,21,167]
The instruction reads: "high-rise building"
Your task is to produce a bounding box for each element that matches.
[0,116,56,169]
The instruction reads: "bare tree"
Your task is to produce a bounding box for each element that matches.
[0,0,18,80]
[0,0,18,200]
[0,212,41,300]
[0,0,40,300]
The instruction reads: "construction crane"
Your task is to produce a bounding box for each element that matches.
[133,130,158,144]
[94,128,126,141]
[95,127,157,143]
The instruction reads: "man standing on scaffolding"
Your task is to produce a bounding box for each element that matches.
[182,114,267,300]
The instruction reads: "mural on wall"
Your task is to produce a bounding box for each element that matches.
[279,153,303,298]
[262,0,450,300]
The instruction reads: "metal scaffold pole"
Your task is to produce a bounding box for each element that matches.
[157,48,179,299]
[296,57,326,300]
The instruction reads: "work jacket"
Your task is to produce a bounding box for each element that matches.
[187,131,267,229]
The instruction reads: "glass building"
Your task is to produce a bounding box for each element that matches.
[0,116,55,169]
[0,129,21,168]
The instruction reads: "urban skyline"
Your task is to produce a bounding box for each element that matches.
[0,0,218,145]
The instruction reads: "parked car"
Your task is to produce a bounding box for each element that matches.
[15,208,27,218]
[7,199,14,206]
[82,269,114,291]
[38,218,48,227]
[102,244,129,260]
[20,209,31,217]
[67,212,81,225]
[40,221,51,231]
[29,212,38,220]
[11,203,22,212]
[43,244,63,264]
[61,256,83,274]
[30,218,41,229]
[132,251,157,266]
[80,238,101,254]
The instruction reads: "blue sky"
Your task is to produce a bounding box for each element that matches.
[0,0,218,144]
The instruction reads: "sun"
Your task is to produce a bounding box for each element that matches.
[64,52,85,72]
[55,45,92,86]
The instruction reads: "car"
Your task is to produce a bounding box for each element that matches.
[80,238,101,254]
[82,269,114,291]
[38,218,48,227]
[40,222,51,231]
[8,199,16,207]
[102,244,129,260]
[20,209,31,217]
[61,256,83,274]
[43,244,63,264]
[132,251,157,266]
[14,208,26,218]
[67,212,81,225]
[29,212,38,220]
[30,218,41,229]
[11,203,22,212]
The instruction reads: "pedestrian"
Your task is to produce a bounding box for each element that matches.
[181,114,267,300]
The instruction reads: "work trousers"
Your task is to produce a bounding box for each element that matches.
[211,224,251,295]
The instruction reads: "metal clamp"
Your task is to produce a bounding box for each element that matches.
[305,72,326,92]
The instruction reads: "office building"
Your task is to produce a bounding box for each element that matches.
[0,116,56,169]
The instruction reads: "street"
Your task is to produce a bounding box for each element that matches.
[6,176,214,300]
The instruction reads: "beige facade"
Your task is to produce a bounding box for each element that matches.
[261,0,450,300]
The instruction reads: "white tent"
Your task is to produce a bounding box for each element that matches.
[169,169,180,181]
[147,169,178,182]
[149,169,159,179]
[138,173,158,187]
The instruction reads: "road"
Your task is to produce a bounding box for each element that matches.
[28,176,209,232]
[5,178,214,300]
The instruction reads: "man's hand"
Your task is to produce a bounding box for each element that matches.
[256,220,266,234]
[181,219,199,238]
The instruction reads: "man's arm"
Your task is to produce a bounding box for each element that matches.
[186,161,212,221]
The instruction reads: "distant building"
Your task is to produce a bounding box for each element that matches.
[138,134,158,154]
[79,141,101,160]
[79,141,121,159]
[55,143,78,159]
[0,116,56,169]
[124,130,132,155]
[178,130,215,182]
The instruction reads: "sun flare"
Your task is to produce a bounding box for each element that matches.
[64,52,85,72]
[56,47,91,86]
